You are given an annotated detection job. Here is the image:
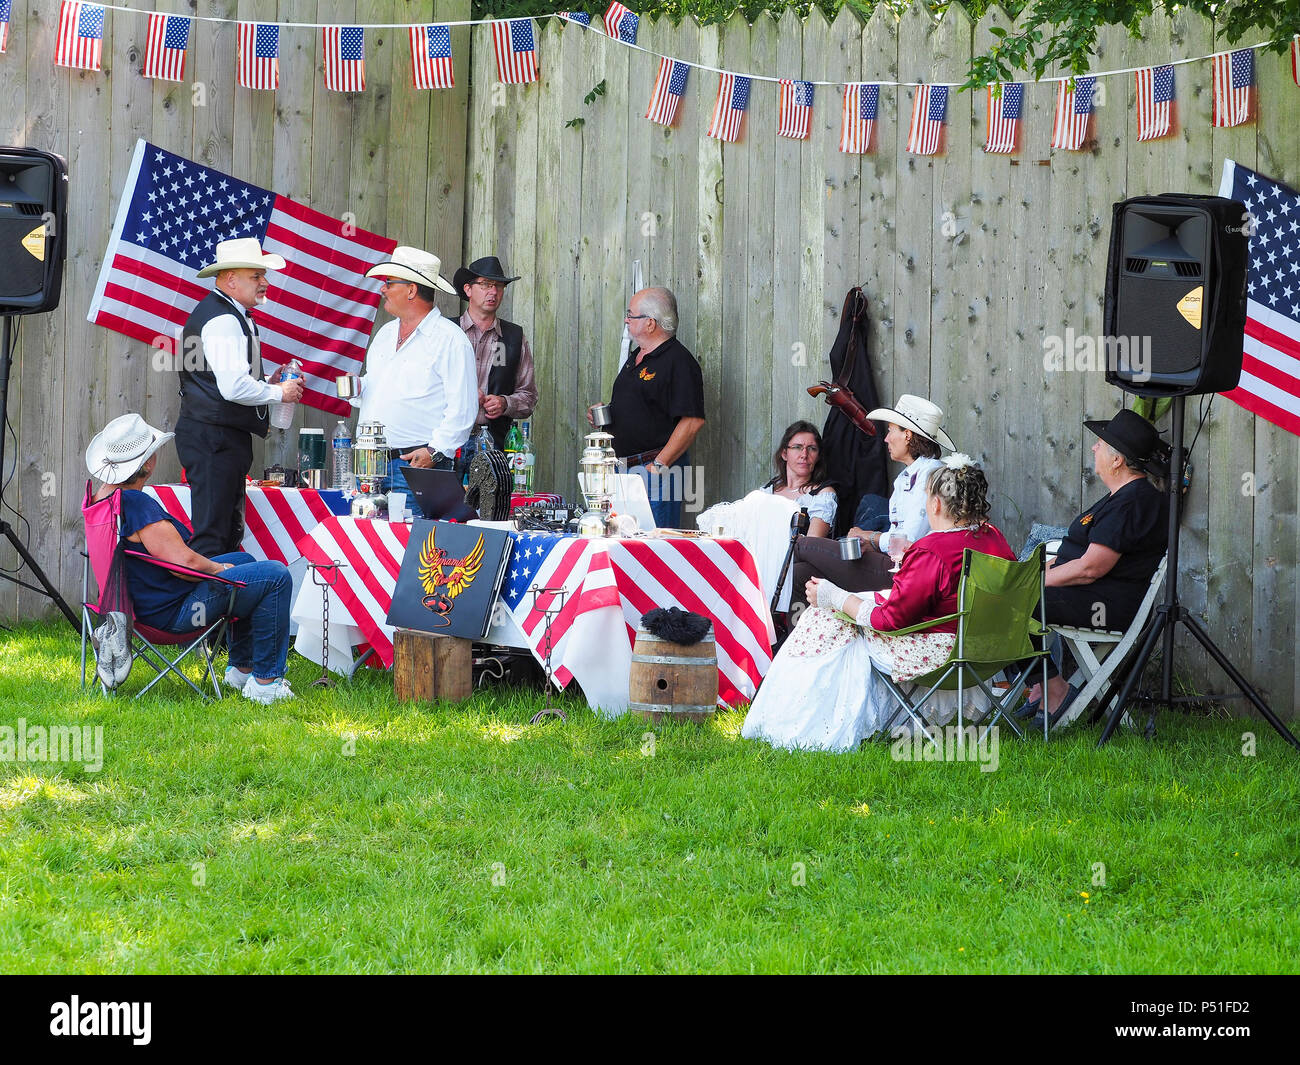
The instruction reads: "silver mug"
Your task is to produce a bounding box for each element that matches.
[839,536,863,561]
[591,403,613,428]
[335,374,360,398]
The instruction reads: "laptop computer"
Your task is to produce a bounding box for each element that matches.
[399,466,477,521]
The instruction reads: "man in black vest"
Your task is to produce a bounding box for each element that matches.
[453,256,538,449]
[174,238,304,556]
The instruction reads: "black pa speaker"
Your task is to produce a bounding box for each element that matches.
[1103,194,1248,397]
[0,147,68,315]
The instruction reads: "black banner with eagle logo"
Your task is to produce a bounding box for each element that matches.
[385,521,514,639]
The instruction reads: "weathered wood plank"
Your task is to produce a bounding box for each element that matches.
[693,23,724,500]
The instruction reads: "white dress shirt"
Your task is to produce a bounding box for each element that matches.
[880,456,943,553]
[200,291,283,406]
[355,307,478,455]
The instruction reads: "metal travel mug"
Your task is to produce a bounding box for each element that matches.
[839,536,863,561]
[335,374,360,399]
[591,403,613,428]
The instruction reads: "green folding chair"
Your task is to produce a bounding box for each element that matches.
[875,545,1051,743]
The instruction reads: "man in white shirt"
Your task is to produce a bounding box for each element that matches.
[175,238,304,555]
[356,246,477,517]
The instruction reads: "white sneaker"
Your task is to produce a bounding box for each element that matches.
[224,666,252,691]
[241,676,295,704]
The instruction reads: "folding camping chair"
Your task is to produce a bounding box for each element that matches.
[80,481,244,699]
[876,546,1052,743]
[1047,553,1169,732]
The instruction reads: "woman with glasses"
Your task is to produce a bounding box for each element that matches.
[761,420,836,536]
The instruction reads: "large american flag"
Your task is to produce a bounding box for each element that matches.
[409,24,453,90]
[492,19,539,85]
[1212,49,1254,128]
[54,1,103,71]
[645,57,689,127]
[1050,76,1095,150]
[87,140,397,418]
[603,3,638,44]
[778,79,814,140]
[323,26,365,92]
[707,73,749,143]
[237,22,279,90]
[143,13,190,83]
[1218,160,1300,437]
[1135,64,1175,142]
[839,82,877,153]
[984,82,1022,154]
[906,84,947,155]
[0,0,12,54]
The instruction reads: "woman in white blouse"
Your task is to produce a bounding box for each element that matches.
[761,420,837,536]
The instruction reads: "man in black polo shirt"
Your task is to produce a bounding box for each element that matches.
[590,287,705,529]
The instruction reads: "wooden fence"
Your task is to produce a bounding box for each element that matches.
[2,2,1298,714]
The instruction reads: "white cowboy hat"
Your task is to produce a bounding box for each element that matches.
[196,237,287,279]
[865,394,956,451]
[365,245,457,295]
[85,413,174,485]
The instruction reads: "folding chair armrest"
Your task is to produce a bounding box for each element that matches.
[870,611,961,638]
[125,550,247,588]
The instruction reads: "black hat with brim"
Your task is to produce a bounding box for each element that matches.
[1084,409,1168,474]
[452,256,521,299]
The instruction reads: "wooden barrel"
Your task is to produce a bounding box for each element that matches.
[628,627,718,723]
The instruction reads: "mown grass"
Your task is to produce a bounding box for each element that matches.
[1,620,1297,973]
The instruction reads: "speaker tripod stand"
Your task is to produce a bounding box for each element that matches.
[0,314,78,631]
[1096,396,1300,751]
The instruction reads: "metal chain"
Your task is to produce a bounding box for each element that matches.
[308,562,345,689]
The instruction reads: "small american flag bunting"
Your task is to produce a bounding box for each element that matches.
[0,0,12,55]
[409,24,453,90]
[1051,76,1096,150]
[778,80,814,140]
[645,58,689,127]
[1212,49,1254,127]
[906,84,947,155]
[839,83,878,154]
[143,13,191,83]
[323,26,365,92]
[1135,65,1175,141]
[984,82,1022,154]
[603,3,638,44]
[237,22,279,90]
[707,73,750,143]
[559,12,592,27]
[54,1,104,72]
[1292,38,1299,85]
[492,19,539,85]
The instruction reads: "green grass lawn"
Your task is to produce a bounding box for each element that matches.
[1,620,1297,974]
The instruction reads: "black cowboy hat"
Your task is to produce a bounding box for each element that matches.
[452,256,521,299]
[1085,409,1170,474]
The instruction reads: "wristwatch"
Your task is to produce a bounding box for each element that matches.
[427,447,447,464]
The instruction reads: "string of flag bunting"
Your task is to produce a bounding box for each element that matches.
[6,2,1300,151]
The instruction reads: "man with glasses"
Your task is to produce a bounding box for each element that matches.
[588,287,705,529]
[452,256,538,449]
[356,246,477,517]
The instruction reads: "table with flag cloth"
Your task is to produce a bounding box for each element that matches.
[289,520,776,713]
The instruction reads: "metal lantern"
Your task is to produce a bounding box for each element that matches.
[350,421,392,518]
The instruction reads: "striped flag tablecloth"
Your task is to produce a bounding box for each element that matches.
[291,521,775,710]
[144,484,349,563]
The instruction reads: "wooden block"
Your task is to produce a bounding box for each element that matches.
[393,630,473,704]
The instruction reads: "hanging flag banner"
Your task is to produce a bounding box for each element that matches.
[603,3,638,44]
[323,25,365,92]
[1,0,14,54]
[984,82,1022,154]
[1135,64,1175,141]
[54,1,104,71]
[906,84,947,155]
[143,13,191,83]
[1217,159,1300,437]
[493,19,539,84]
[778,79,814,140]
[1051,76,1096,150]
[839,83,878,154]
[1212,48,1254,127]
[645,57,689,127]
[707,73,750,142]
[410,24,454,90]
[87,140,398,417]
[559,12,591,27]
[237,22,280,90]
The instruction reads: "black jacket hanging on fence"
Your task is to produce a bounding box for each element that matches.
[820,288,888,537]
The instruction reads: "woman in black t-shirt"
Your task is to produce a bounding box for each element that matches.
[1029,410,1170,724]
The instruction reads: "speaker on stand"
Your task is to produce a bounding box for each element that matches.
[0,147,78,629]
[1096,194,1298,751]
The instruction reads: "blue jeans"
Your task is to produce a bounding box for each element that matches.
[390,455,455,519]
[633,450,690,530]
[167,552,293,681]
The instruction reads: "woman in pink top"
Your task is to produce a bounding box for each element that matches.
[742,458,1013,751]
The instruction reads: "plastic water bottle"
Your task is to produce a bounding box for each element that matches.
[270,358,302,430]
[504,421,524,493]
[518,420,536,494]
[331,419,353,490]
